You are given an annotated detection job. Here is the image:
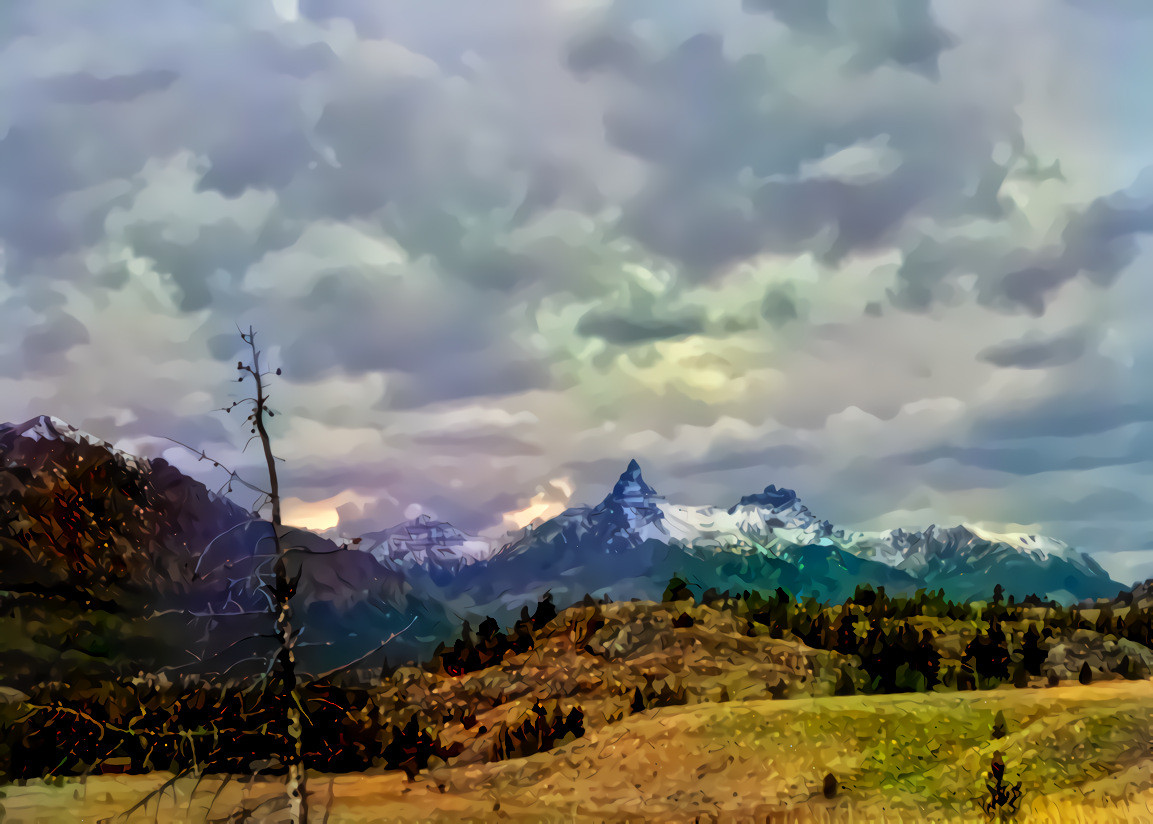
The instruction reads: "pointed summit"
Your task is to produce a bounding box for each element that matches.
[610,458,659,501]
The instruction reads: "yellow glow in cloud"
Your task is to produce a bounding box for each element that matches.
[623,335,749,399]
[283,490,376,532]
[504,477,573,530]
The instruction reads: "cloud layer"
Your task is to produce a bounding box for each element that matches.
[3,0,1153,583]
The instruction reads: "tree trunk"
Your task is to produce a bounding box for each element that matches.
[245,327,307,824]
[275,550,307,824]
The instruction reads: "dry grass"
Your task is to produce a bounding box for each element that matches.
[5,680,1153,823]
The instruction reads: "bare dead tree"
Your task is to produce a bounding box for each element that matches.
[106,326,418,823]
[233,325,308,824]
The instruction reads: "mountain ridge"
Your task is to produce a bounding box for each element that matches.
[398,459,1122,610]
[0,417,1130,682]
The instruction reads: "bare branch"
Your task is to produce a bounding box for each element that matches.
[193,521,262,577]
[202,774,233,824]
[113,766,197,821]
[310,615,418,683]
[157,632,277,674]
[159,436,271,498]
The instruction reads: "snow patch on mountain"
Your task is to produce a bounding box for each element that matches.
[469,459,1121,603]
[359,514,497,570]
[1,414,151,472]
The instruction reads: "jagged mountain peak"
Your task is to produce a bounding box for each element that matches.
[475,460,1122,604]
[609,458,660,501]
[730,484,800,512]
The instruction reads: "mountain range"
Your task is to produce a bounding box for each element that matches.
[0,415,1129,682]
[0,415,447,682]
[393,459,1121,617]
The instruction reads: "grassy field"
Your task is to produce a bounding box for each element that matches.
[4,679,1153,823]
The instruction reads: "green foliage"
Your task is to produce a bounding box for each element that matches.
[662,575,693,603]
[676,579,1153,694]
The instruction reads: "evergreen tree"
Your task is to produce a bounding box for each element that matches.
[1079,662,1093,685]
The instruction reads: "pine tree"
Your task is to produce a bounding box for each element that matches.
[992,710,1007,739]
[1079,662,1093,685]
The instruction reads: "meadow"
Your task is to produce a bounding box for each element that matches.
[4,679,1152,823]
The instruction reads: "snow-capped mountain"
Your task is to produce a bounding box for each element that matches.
[358,514,497,571]
[494,459,670,560]
[430,459,1122,609]
[494,460,837,562]
[0,414,151,472]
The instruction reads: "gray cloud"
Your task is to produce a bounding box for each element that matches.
[890,177,1153,318]
[411,431,544,458]
[977,330,1087,369]
[760,287,801,326]
[671,443,814,478]
[741,0,831,32]
[576,309,704,345]
[20,310,89,372]
[899,444,1144,476]
[299,0,388,38]
[0,0,1151,583]
[568,5,1002,280]
[39,69,179,104]
[973,398,1147,441]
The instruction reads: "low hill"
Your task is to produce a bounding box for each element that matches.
[0,416,448,685]
[8,681,1153,822]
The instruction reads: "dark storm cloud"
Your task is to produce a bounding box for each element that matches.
[977,330,1087,369]
[991,191,1153,314]
[891,175,1153,317]
[754,168,943,263]
[571,7,986,278]
[576,309,704,345]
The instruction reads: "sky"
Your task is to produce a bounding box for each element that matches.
[3,0,1153,583]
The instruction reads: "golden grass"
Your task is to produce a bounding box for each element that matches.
[5,680,1153,823]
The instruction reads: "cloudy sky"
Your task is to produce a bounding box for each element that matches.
[3,0,1153,582]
